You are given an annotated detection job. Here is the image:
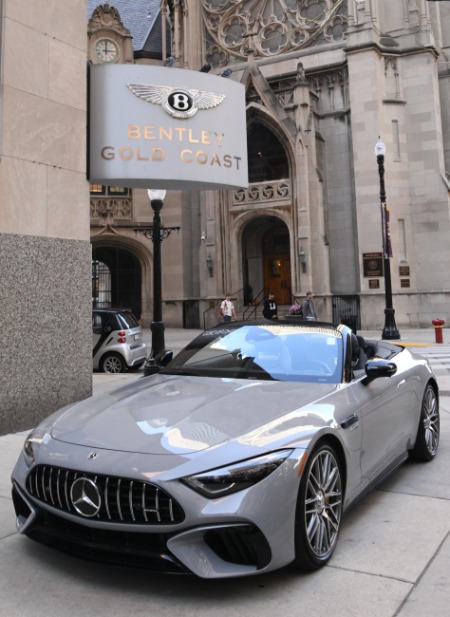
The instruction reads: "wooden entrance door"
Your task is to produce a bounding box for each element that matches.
[263,256,291,305]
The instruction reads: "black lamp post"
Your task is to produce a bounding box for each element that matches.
[375,138,400,340]
[135,189,180,374]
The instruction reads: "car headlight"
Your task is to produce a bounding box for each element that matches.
[182,450,292,498]
[21,405,73,466]
[23,428,49,466]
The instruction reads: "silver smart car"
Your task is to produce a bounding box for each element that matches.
[92,308,147,373]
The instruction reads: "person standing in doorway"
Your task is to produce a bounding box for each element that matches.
[302,291,319,321]
[262,293,278,320]
[219,293,236,323]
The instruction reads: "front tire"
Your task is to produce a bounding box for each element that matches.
[410,384,439,461]
[293,443,343,570]
[101,353,126,374]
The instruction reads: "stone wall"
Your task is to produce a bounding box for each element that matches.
[0,0,90,435]
[0,234,92,435]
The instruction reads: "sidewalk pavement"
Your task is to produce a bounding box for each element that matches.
[1,326,450,617]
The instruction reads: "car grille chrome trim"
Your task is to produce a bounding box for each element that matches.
[116,478,123,520]
[26,465,185,525]
[129,480,135,522]
[104,477,111,519]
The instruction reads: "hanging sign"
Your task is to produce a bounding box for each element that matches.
[89,65,248,190]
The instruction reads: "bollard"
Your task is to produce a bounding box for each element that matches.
[432,318,445,344]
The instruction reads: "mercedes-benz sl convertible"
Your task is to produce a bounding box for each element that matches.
[12,321,440,579]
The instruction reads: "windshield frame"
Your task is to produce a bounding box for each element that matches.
[162,322,344,384]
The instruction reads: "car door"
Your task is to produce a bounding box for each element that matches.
[352,362,416,483]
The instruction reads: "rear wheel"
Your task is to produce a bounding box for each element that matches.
[293,443,343,570]
[101,353,126,374]
[410,384,439,461]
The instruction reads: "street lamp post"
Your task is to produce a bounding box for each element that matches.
[134,189,180,374]
[374,138,400,340]
[148,189,165,368]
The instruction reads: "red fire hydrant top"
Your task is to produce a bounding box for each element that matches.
[432,319,445,327]
[432,319,445,344]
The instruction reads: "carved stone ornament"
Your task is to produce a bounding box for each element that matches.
[202,0,348,65]
[90,198,133,221]
[88,3,131,37]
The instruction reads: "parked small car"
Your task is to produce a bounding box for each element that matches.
[92,308,147,373]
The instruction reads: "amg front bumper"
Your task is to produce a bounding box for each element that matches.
[11,449,303,578]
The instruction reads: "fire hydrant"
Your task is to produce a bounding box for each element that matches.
[432,318,445,344]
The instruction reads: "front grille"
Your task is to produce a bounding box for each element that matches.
[26,465,184,525]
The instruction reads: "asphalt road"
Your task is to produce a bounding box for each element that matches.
[1,328,450,617]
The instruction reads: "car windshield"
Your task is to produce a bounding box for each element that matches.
[163,323,344,383]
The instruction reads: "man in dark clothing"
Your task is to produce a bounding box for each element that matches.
[262,293,278,320]
[302,291,318,320]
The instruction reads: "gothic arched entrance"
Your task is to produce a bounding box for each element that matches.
[91,245,142,319]
[262,224,291,305]
[242,216,291,306]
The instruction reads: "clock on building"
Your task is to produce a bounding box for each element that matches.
[94,38,119,63]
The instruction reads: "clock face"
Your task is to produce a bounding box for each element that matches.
[94,38,119,63]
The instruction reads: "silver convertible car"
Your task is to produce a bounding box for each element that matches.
[12,321,440,579]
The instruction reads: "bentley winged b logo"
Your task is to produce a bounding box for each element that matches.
[127,83,226,119]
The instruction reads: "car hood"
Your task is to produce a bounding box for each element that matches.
[50,374,338,455]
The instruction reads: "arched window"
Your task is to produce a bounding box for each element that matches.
[91,246,142,319]
[92,260,111,308]
[247,123,289,182]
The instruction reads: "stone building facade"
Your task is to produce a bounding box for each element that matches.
[0,0,91,434]
[88,0,450,333]
[2,0,449,434]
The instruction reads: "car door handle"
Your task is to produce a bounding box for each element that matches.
[341,414,359,429]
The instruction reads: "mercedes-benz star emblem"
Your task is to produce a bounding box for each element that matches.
[70,477,101,518]
[127,83,226,119]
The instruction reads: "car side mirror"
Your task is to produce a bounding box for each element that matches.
[363,359,397,385]
[159,350,174,367]
[143,350,174,376]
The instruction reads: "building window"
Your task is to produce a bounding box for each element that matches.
[90,184,130,196]
[108,186,129,195]
[247,123,289,182]
[92,260,112,308]
[392,120,400,161]
[90,184,105,194]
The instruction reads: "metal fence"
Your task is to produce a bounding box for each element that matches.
[183,300,200,329]
[332,295,361,332]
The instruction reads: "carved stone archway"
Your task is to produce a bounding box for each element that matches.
[241,214,292,307]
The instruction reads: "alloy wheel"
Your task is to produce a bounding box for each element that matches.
[422,386,439,457]
[304,447,343,558]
